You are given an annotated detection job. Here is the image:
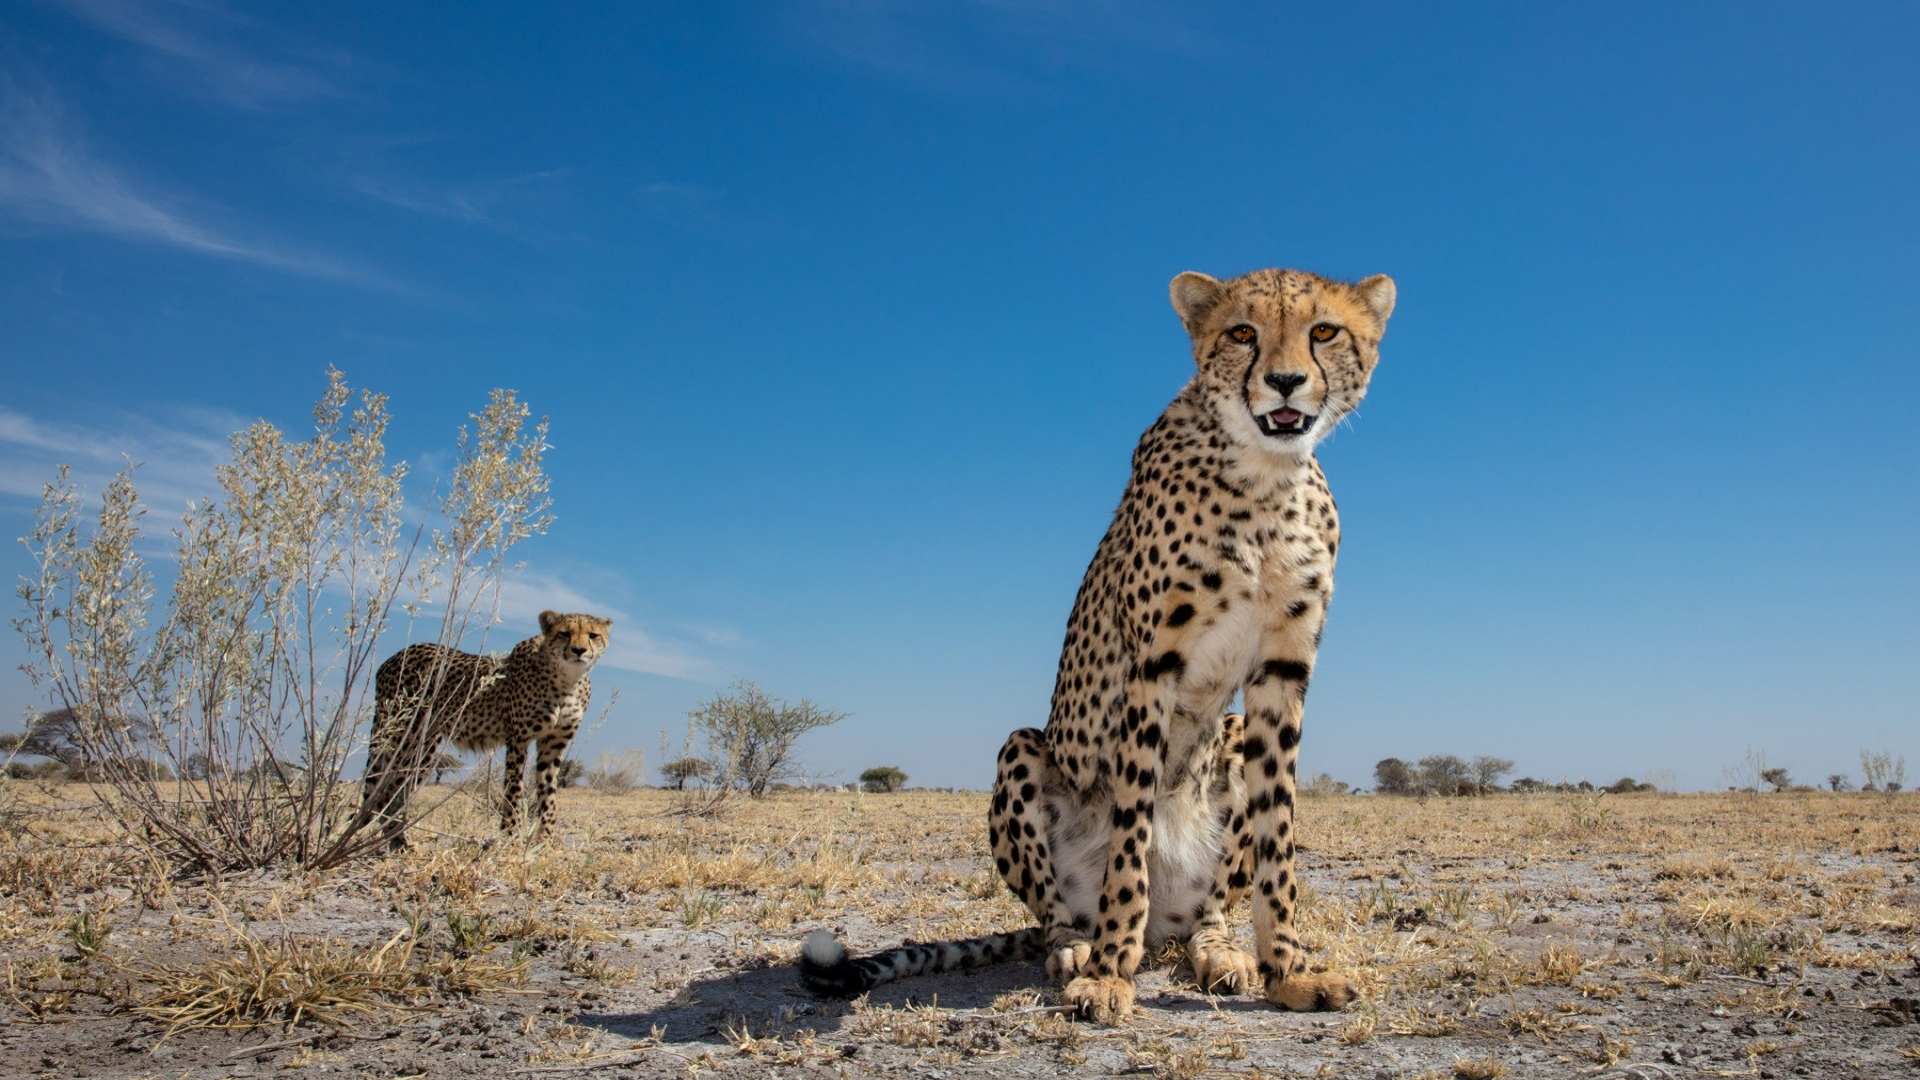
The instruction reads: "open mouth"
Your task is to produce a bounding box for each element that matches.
[1253,406,1316,438]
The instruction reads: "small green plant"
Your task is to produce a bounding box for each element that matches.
[676,888,725,928]
[1428,886,1475,928]
[1565,791,1612,832]
[68,904,111,957]
[445,909,491,955]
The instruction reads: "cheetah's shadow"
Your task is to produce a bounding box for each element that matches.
[572,958,1050,1046]
[574,957,1310,1048]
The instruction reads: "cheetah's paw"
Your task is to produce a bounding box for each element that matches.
[1046,938,1093,982]
[1063,974,1136,1024]
[1264,969,1358,1011]
[1189,942,1259,994]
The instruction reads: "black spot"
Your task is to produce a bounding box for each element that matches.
[1143,651,1186,681]
[1263,659,1311,683]
[1167,604,1195,628]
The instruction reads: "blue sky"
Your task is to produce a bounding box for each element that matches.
[2,2,1915,792]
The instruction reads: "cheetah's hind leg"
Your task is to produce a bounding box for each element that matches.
[989,728,1096,980]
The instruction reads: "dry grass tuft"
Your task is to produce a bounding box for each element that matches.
[133,925,525,1036]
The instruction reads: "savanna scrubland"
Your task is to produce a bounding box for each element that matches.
[3,784,1916,1079]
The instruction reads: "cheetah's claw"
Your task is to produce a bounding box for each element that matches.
[1046,938,1093,982]
[1064,974,1136,1024]
[1189,942,1260,994]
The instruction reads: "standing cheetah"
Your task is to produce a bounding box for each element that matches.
[802,268,1394,1023]
[359,610,611,847]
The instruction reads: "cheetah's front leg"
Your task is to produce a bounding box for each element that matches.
[529,724,576,839]
[1186,712,1261,994]
[1241,622,1356,1011]
[501,739,529,835]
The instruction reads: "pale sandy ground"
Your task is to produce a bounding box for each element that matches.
[2,786,1916,1079]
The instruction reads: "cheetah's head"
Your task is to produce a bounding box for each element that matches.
[1170,268,1395,458]
[538,610,612,672]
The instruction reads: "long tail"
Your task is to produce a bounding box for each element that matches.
[798,926,1046,997]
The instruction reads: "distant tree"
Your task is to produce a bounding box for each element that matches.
[555,758,585,788]
[1860,750,1905,793]
[1468,756,1516,795]
[661,757,712,790]
[1510,776,1548,794]
[860,766,908,793]
[1759,767,1792,793]
[1374,758,1415,796]
[1605,776,1656,795]
[1302,772,1350,796]
[429,752,466,784]
[691,680,848,797]
[5,760,67,781]
[183,752,229,781]
[1417,755,1472,797]
[1827,773,1851,792]
[0,707,88,766]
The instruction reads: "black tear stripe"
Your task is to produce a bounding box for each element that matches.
[1307,334,1332,412]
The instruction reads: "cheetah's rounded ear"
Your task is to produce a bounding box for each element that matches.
[539,610,560,634]
[1354,274,1396,325]
[1169,271,1224,332]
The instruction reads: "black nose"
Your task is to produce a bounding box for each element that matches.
[572,647,587,656]
[1264,372,1308,396]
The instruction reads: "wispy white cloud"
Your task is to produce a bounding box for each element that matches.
[52,0,348,110]
[343,168,573,240]
[0,400,242,517]
[0,399,735,684]
[0,77,395,286]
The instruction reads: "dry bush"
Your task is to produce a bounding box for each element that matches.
[586,749,648,794]
[13,371,553,873]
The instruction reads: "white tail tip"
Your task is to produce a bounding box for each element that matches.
[802,928,846,967]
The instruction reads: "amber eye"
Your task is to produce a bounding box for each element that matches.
[1310,324,1339,343]
[1227,325,1256,344]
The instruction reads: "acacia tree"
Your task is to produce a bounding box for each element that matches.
[0,707,88,767]
[1417,754,1472,797]
[689,680,846,797]
[660,757,712,790]
[1468,755,1516,795]
[13,371,552,873]
[1374,758,1414,795]
[860,766,908,793]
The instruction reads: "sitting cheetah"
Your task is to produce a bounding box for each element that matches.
[802,267,1394,1022]
[359,610,611,847]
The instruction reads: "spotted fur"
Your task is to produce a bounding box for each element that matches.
[360,610,611,847]
[800,268,1393,1022]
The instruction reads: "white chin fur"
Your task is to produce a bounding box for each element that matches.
[803,928,847,966]
[1219,400,1320,457]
